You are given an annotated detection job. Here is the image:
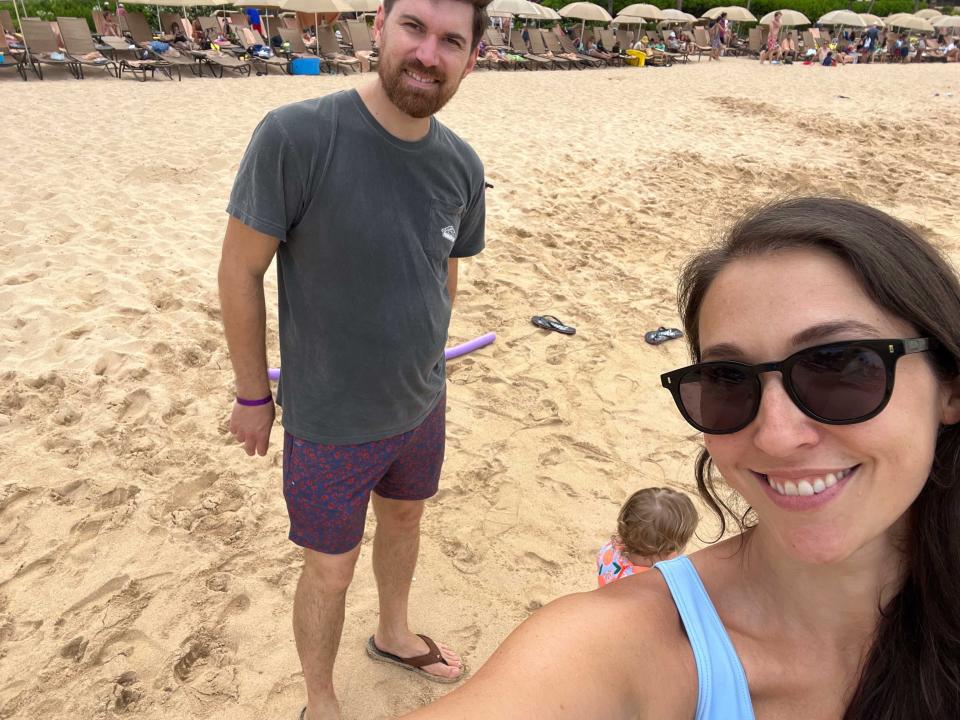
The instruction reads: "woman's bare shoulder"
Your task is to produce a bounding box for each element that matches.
[399,569,696,720]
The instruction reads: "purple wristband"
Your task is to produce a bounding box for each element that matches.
[236,394,273,407]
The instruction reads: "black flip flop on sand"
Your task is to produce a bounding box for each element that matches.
[645,327,684,345]
[531,315,576,335]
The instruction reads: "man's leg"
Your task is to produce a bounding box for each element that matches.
[294,544,362,720]
[370,494,462,679]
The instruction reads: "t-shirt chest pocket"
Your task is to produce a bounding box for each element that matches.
[424,198,464,262]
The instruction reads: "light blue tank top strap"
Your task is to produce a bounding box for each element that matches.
[655,556,755,720]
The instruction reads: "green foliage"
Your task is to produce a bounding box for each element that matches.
[19,2,241,31]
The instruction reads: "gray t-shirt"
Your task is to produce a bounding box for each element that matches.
[227,90,485,445]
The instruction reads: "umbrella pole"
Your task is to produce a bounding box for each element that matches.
[12,0,30,70]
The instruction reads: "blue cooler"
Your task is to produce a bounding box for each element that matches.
[290,57,321,75]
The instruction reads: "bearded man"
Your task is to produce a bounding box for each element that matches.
[218,0,488,716]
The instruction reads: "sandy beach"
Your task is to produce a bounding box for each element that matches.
[1,59,959,719]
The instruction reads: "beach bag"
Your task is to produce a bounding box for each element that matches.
[150,41,170,53]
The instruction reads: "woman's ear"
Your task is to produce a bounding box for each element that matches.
[939,376,960,426]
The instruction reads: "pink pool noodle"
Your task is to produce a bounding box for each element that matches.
[267,332,496,382]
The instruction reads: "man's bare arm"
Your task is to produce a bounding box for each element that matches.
[218,216,280,456]
[447,257,458,305]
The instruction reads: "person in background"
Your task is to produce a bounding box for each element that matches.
[597,487,698,588]
[245,6,263,34]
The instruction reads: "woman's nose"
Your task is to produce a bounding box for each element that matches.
[750,375,820,455]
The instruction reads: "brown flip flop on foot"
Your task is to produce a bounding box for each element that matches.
[365,634,465,684]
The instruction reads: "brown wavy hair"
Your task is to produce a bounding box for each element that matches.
[382,0,491,49]
[616,487,698,557]
[676,197,960,719]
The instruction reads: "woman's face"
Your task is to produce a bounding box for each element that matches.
[699,248,959,565]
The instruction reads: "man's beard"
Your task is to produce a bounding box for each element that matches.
[378,41,463,119]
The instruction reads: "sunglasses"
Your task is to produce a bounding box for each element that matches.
[661,338,932,435]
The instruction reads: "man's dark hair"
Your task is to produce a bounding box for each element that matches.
[382,0,491,49]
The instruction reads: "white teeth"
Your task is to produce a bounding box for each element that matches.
[765,468,853,497]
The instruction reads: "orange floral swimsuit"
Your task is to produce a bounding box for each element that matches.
[596,540,649,587]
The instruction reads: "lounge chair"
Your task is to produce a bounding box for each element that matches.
[485,28,529,70]
[541,29,588,68]
[558,34,604,67]
[159,12,192,41]
[56,17,119,79]
[0,31,27,80]
[0,9,14,33]
[237,26,289,75]
[277,26,328,73]
[345,19,378,72]
[99,35,180,80]
[19,19,81,79]
[195,16,243,50]
[599,29,626,66]
[508,30,554,69]
[527,27,573,68]
[120,12,203,78]
[691,26,713,56]
[747,27,763,57]
[660,30,691,62]
[315,25,360,74]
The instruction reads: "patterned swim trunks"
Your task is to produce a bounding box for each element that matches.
[282,393,446,554]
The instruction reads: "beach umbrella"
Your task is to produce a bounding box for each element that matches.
[818,10,866,27]
[914,9,942,21]
[885,12,934,33]
[659,8,696,23]
[559,1,612,41]
[933,15,960,30]
[532,4,562,21]
[618,3,663,21]
[701,6,725,19]
[488,0,540,16]
[612,13,645,27]
[758,9,810,27]
[345,0,380,10]
[719,6,756,22]
[858,13,885,28]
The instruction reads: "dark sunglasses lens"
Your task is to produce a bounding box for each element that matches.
[790,344,887,421]
[678,364,757,432]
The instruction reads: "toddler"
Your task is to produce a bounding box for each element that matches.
[597,487,698,587]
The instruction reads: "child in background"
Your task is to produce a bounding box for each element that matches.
[596,487,698,587]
